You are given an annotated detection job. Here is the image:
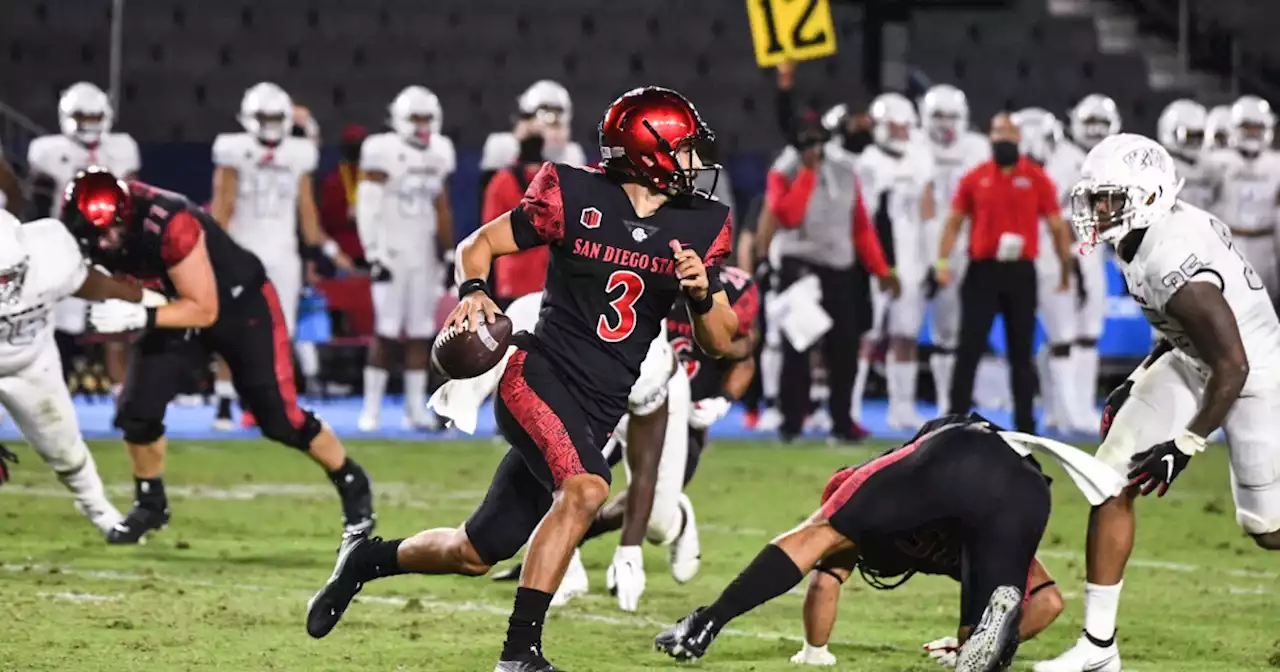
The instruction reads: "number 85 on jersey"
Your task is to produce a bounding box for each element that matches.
[746,0,838,67]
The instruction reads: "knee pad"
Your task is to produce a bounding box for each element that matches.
[258,408,322,451]
[114,412,166,444]
[1237,508,1280,537]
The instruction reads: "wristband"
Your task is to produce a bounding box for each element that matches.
[1174,430,1207,456]
[321,240,340,259]
[933,258,949,272]
[686,289,714,315]
[144,307,157,330]
[458,278,489,300]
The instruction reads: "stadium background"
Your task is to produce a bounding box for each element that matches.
[0,0,1274,429]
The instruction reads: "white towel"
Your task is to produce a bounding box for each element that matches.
[997,431,1128,506]
[428,346,515,434]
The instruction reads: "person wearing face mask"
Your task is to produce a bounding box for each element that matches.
[935,113,1074,433]
[1203,95,1280,300]
[480,80,586,181]
[209,82,353,431]
[318,124,370,263]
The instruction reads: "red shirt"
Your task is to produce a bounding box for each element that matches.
[319,163,365,260]
[951,157,1059,261]
[763,167,891,277]
[485,165,548,299]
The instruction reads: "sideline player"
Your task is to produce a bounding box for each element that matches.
[306,87,738,671]
[210,82,352,429]
[1036,134,1280,672]
[482,79,587,176]
[1156,99,1216,209]
[60,168,376,544]
[28,82,140,396]
[919,85,989,414]
[656,413,1121,672]
[1203,96,1280,299]
[0,210,171,534]
[356,85,456,431]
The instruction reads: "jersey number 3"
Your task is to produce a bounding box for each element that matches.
[597,270,645,342]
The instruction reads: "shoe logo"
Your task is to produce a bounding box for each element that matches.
[1085,654,1119,671]
[113,524,131,533]
[1161,453,1175,482]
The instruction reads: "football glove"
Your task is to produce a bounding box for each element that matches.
[790,643,837,666]
[1128,431,1206,497]
[606,545,645,612]
[0,443,17,485]
[689,397,732,430]
[369,261,393,283]
[1099,379,1134,440]
[89,300,150,333]
[923,636,959,668]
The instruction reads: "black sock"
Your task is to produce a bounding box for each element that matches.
[705,544,804,627]
[328,458,368,495]
[353,537,406,581]
[215,397,233,419]
[579,515,617,546]
[134,477,167,511]
[501,587,553,659]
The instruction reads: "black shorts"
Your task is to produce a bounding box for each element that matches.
[115,281,319,448]
[820,427,1050,627]
[465,345,615,566]
[684,426,708,486]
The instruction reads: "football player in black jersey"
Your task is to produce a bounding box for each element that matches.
[656,414,1061,672]
[60,168,375,544]
[306,87,737,672]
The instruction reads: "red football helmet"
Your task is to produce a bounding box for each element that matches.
[61,166,132,253]
[599,87,719,196]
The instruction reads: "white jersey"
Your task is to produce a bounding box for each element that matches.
[361,132,456,269]
[212,133,318,262]
[929,131,990,214]
[480,131,586,171]
[857,143,934,282]
[1204,148,1280,234]
[27,133,140,218]
[1118,203,1280,386]
[1044,141,1087,208]
[1172,154,1219,211]
[0,219,87,376]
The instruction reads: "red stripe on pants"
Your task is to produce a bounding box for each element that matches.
[819,442,922,520]
[499,350,585,488]
[261,282,305,429]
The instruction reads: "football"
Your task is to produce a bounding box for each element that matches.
[431,313,514,379]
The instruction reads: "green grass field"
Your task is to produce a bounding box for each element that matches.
[1,438,1277,671]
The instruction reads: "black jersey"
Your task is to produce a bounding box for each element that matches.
[667,266,759,401]
[508,162,733,427]
[89,182,266,302]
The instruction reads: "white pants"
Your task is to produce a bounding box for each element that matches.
[373,264,443,339]
[1075,245,1107,341]
[929,254,968,350]
[262,254,303,337]
[871,276,926,340]
[1036,233,1076,344]
[1236,235,1279,300]
[602,368,691,546]
[53,297,87,335]
[1099,354,1280,534]
[0,342,90,473]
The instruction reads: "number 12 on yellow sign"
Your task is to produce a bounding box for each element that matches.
[746,0,838,68]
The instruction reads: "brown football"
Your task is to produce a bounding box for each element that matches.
[431,313,514,379]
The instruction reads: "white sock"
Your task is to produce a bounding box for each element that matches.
[930,352,954,415]
[362,366,388,416]
[296,341,320,378]
[404,369,427,416]
[1074,345,1100,418]
[760,342,782,401]
[1048,355,1080,429]
[894,358,918,414]
[851,356,871,420]
[214,379,236,401]
[811,381,830,405]
[1083,581,1123,642]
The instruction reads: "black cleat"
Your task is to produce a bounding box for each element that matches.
[105,506,169,545]
[494,645,559,671]
[956,585,1023,672]
[655,607,721,662]
[306,533,370,638]
[337,467,376,537]
[490,562,523,582]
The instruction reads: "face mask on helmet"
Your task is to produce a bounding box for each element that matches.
[928,112,960,145]
[1080,117,1114,148]
[254,113,288,144]
[1070,183,1158,249]
[70,112,106,146]
[1233,122,1270,154]
[406,114,433,146]
[1174,127,1205,154]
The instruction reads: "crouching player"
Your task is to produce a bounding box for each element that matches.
[657,413,1125,672]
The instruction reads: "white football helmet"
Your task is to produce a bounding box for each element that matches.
[1206,104,1232,150]
[1011,107,1061,164]
[1227,95,1275,155]
[389,86,442,147]
[238,82,293,145]
[870,92,918,155]
[519,79,572,126]
[1071,133,1183,250]
[1070,94,1122,149]
[58,82,113,146]
[1156,99,1207,156]
[0,210,29,306]
[920,84,969,146]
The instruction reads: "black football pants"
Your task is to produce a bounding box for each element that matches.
[949,260,1038,433]
[778,258,862,437]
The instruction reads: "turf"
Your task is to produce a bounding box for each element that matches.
[1,438,1276,671]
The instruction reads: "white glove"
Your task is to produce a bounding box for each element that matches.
[140,288,169,307]
[89,300,149,333]
[689,396,732,430]
[605,545,645,612]
[923,636,959,668]
[790,643,837,666]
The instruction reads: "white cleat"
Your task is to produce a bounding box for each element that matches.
[75,498,125,536]
[357,412,379,433]
[550,549,588,607]
[956,585,1022,672]
[669,494,700,584]
[806,408,833,433]
[790,644,837,666]
[212,417,235,432]
[1033,635,1121,672]
[403,411,443,432]
[756,407,784,433]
